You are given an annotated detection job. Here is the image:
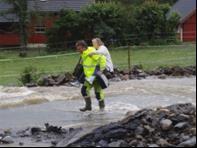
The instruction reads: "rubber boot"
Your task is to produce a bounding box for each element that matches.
[80,97,92,112]
[99,100,105,111]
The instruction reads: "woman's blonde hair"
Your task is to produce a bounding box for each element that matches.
[92,38,104,46]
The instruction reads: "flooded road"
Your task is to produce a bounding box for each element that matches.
[0,77,196,131]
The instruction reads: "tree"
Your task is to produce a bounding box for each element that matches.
[133,0,180,44]
[79,3,129,43]
[46,9,81,51]
[1,0,28,56]
[96,0,178,5]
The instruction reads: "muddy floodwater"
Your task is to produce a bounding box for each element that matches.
[0,77,196,132]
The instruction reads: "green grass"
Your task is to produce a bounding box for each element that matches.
[0,44,196,86]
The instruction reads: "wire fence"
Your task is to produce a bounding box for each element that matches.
[0,36,196,85]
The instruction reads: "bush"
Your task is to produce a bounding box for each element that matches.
[46,9,81,52]
[133,0,180,45]
[19,66,40,85]
[46,0,180,49]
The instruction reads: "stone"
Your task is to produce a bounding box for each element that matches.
[19,142,24,146]
[56,103,196,147]
[175,122,189,130]
[158,74,167,79]
[51,141,58,146]
[2,136,14,144]
[138,72,147,78]
[104,129,127,139]
[31,127,41,135]
[157,139,170,147]
[144,125,155,133]
[108,140,125,147]
[121,74,129,81]
[129,140,138,146]
[148,144,159,147]
[55,74,66,85]
[26,83,37,87]
[135,126,145,135]
[178,137,196,147]
[98,140,108,147]
[190,128,196,135]
[160,119,172,131]
[122,70,130,75]
[110,77,121,82]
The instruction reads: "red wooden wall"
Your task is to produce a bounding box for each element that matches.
[0,33,20,46]
[182,12,196,42]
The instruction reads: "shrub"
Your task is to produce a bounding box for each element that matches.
[19,66,40,85]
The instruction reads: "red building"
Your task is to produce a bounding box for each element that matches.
[0,0,94,46]
[169,0,196,42]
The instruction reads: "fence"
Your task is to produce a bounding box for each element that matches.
[0,40,196,85]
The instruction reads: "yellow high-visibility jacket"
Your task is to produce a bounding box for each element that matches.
[81,47,106,78]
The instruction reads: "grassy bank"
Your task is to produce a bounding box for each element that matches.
[0,44,196,86]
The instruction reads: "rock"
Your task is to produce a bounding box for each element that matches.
[144,125,155,133]
[178,137,196,147]
[31,127,41,135]
[175,122,189,130]
[157,139,171,147]
[64,72,73,82]
[135,126,145,135]
[45,123,63,134]
[160,119,173,131]
[98,140,108,147]
[167,103,196,115]
[104,128,127,139]
[125,111,136,117]
[120,74,129,81]
[129,140,138,146]
[180,134,190,141]
[55,74,66,85]
[148,144,159,147]
[51,140,58,146]
[158,74,167,79]
[121,70,130,75]
[138,72,147,79]
[1,136,14,144]
[110,77,121,82]
[57,103,196,147]
[19,142,24,146]
[190,128,196,135]
[108,140,125,147]
[136,141,146,147]
[26,83,37,87]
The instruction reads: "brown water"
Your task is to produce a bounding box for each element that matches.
[0,77,196,131]
[0,77,196,147]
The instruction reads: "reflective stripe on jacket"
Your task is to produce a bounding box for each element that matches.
[81,47,106,78]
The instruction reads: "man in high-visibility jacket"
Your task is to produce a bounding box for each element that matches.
[75,40,107,112]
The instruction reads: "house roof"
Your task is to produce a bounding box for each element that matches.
[168,0,196,23]
[0,0,94,22]
[28,0,94,12]
[0,2,18,22]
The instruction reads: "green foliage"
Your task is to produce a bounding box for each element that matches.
[80,3,129,41]
[46,0,180,50]
[133,0,180,45]
[46,9,81,52]
[19,66,39,85]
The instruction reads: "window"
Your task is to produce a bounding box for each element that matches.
[34,25,46,34]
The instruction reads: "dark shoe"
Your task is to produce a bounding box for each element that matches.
[80,97,92,112]
[99,100,105,111]
[80,107,92,112]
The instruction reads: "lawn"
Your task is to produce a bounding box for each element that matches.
[0,43,196,86]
